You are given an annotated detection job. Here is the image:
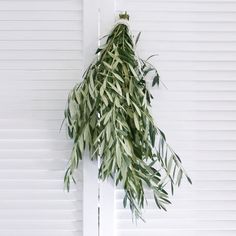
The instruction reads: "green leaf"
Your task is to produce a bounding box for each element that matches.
[78,136,84,153]
[103,61,113,70]
[177,169,183,186]
[146,54,159,61]
[121,139,132,157]
[128,64,138,79]
[104,110,113,125]
[135,32,141,45]
[113,72,124,83]
[187,176,192,184]
[123,194,128,208]
[115,81,123,96]
[106,123,111,141]
[133,113,140,130]
[100,79,107,96]
[105,90,113,102]
[126,93,130,106]
[115,97,121,107]
[101,94,109,106]
[107,81,121,95]
[132,102,141,116]
[167,157,173,174]
[116,141,122,168]
[152,74,159,87]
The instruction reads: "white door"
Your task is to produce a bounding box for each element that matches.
[100,1,236,236]
[0,1,84,235]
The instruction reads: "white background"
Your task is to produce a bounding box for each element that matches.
[0,0,84,235]
[0,0,235,236]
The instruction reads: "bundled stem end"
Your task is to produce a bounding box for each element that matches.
[119,11,130,20]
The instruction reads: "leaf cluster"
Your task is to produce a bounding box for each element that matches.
[64,21,191,220]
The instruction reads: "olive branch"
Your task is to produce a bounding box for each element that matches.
[64,13,191,220]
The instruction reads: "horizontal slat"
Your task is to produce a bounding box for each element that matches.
[117,209,236,220]
[0,139,71,149]
[0,119,64,130]
[116,198,236,210]
[180,150,236,160]
[116,179,236,191]
[137,31,236,42]
[0,32,82,41]
[154,111,236,121]
[0,209,82,220]
[117,219,236,229]
[152,80,236,90]
[0,51,82,60]
[129,0,236,2]
[154,71,236,81]
[0,190,81,200]
[0,169,82,180]
[0,0,82,11]
[0,129,68,140]
[0,70,83,82]
[0,159,68,169]
[150,61,236,70]
[0,220,82,230]
[0,231,81,236]
[0,21,82,30]
[138,42,236,52]
[0,179,81,189]
[132,21,236,31]
[0,78,78,88]
[129,11,236,22]
[0,11,81,21]
[0,41,82,50]
[0,200,82,210]
[117,1,236,12]
[0,61,82,70]
[116,230,236,236]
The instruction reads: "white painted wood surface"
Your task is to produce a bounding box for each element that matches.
[113,0,236,236]
[0,0,83,235]
[0,0,235,236]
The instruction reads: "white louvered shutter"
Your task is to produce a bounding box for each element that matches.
[0,1,84,235]
[108,0,236,236]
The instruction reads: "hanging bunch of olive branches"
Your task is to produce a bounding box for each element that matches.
[64,12,191,220]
